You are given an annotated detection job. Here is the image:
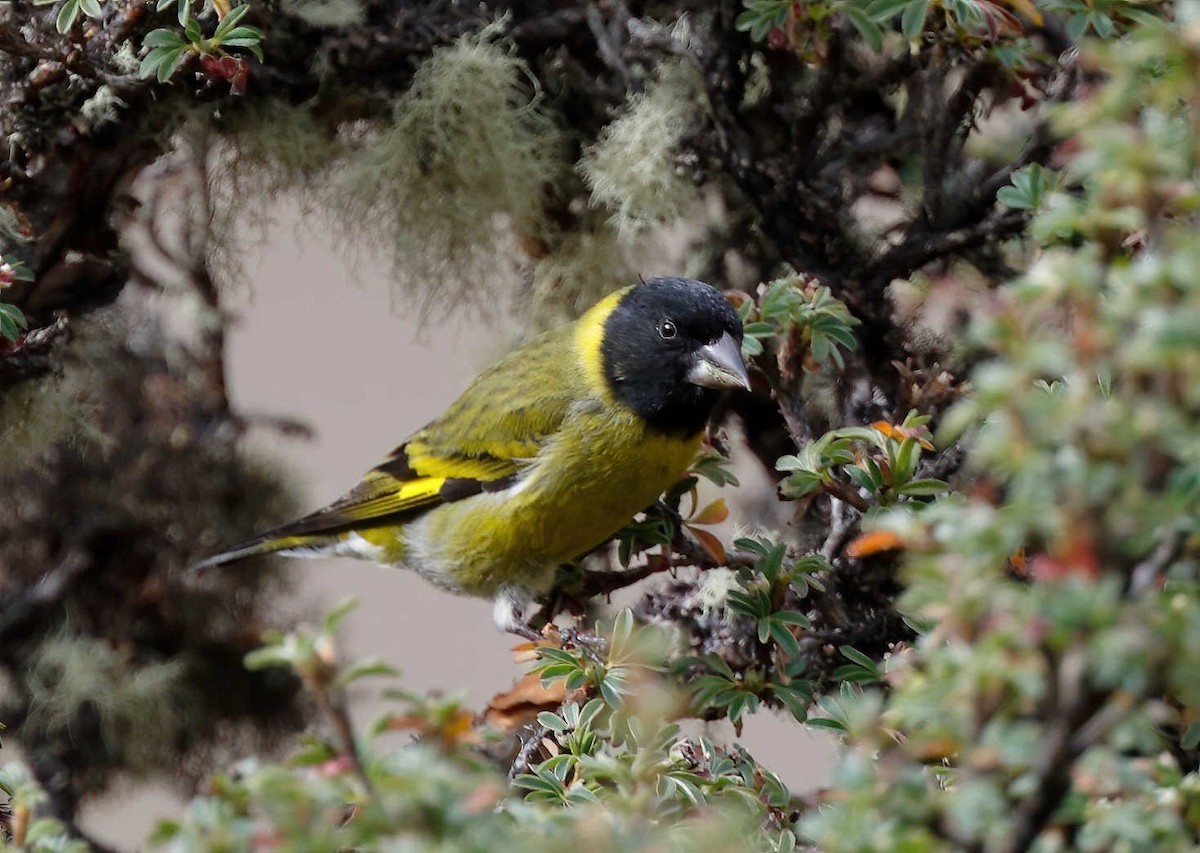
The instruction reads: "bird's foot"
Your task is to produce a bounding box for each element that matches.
[558,626,608,663]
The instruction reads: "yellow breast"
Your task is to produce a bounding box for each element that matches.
[403,402,698,596]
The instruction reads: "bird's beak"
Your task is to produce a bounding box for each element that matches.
[686,332,751,391]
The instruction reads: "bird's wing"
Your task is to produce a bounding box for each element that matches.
[260,325,585,537]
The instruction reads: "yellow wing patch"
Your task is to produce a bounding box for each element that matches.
[401,439,524,481]
[330,472,448,523]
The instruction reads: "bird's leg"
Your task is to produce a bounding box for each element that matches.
[507,622,544,642]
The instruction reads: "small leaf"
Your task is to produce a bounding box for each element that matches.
[691,498,729,526]
[334,659,398,687]
[537,712,569,733]
[866,0,910,20]
[896,478,949,496]
[845,530,905,558]
[774,610,810,628]
[902,0,930,39]
[214,4,251,37]
[767,618,803,659]
[323,597,358,632]
[144,28,186,47]
[806,716,848,733]
[689,527,727,564]
[55,0,81,33]
[842,4,884,51]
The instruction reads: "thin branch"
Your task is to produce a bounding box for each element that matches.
[508,722,551,780]
[820,497,857,561]
[310,684,376,799]
[0,550,88,642]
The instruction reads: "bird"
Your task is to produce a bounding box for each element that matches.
[195,276,749,635]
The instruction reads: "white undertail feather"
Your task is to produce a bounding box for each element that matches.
[493,585,536,634]
[335,532,388,561]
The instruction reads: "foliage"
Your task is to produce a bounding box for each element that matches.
[31,0,102,36]
[0,257,31,344]
[736,276,860,368]
[800,8,1200,849]
[140,5,264,85]
[776,411,946,507]
[127,605,798,851]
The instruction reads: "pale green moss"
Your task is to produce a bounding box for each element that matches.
[79,85,124,131]
[220,101,337,192]
[741,53,772,109]
[327,27,568,308]
[26,633,189,774]
[281,0,365,28]
[580,60,706,234]
[0,340,107,479]
[527,221,634,330]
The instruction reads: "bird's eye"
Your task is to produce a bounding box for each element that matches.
[658,319,677,340]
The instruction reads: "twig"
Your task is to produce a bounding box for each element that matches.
[310,684,376,799]
[820,497,856,561]
[508,722,550,780]
[824,479,871,513]
[1130,529,1185,595]
[996,647,1110,853]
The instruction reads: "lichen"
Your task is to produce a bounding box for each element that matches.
[26,633,188,774]
[325,26,568,310]
[580,60,706,234]
[526,220,634,330]
[281,0,365,28]
[211,27,569,315]
[78,85,124,132]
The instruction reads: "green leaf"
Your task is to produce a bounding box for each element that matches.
[897,478,949,496]
[841,4,884,51]
[513,772,563,796]
[323,598,358,632]
[866,0,910,21]
[334,659,398,687]
[743,321,777,337]
[806,716,848,733]
[0,303,27,343]
[774,610,811,627]
[894,437,920,485]
[610,608,634,657]
[767,618,803,659]
[220,31,264,61]
[537,711,568,733]
[213,3,250,37]
[773,682,811,718]
[901,0,929,39]
[1183,722,1200,750]
[147,820,182,845]
[55,0,82,33]
[144,27,187,47]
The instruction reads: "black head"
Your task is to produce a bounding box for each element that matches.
[600,277,748,436]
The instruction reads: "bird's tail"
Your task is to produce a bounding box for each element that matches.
[191,529,341,571]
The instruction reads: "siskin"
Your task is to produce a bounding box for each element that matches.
[197,277,749,635]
